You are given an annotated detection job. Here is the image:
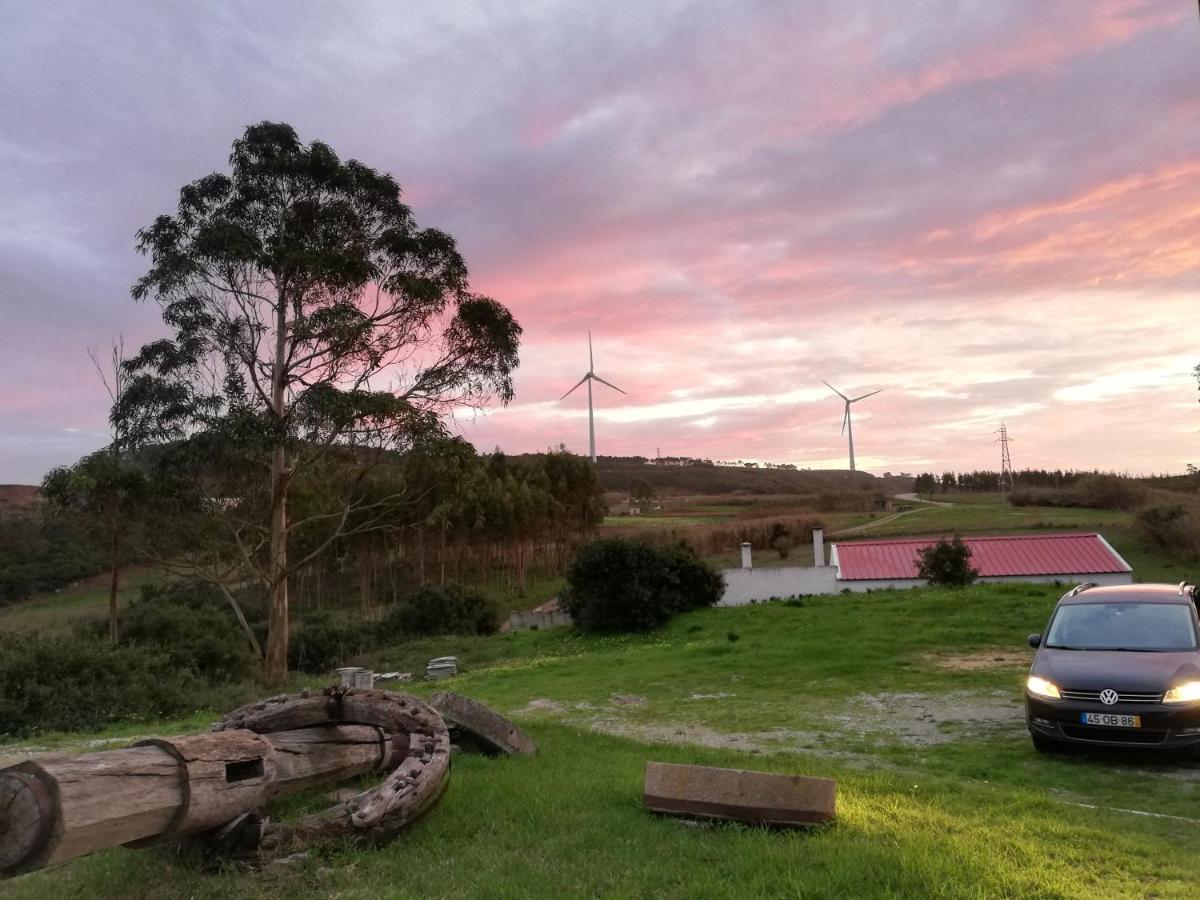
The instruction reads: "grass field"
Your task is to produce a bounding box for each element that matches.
[6,584,1200,898]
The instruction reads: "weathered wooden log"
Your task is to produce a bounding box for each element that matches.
[643,762,836,826]
[428,691,538,756]
[0,723,398,877]
[217,689,451,860]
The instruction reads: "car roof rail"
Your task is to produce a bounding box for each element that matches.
[1179,581,1195,597]
[1067,582,1097,597]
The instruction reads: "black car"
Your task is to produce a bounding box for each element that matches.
[1025,583,1200,751]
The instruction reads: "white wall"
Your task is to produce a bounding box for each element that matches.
[719,566,839,605]
[835,571,1134,592]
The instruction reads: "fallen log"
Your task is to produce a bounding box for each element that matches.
[1,688,449,878]
[214,689,450,858]
[643,762,836,826]
[428,691,538,756]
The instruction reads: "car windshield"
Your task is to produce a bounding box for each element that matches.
[1045,602,1198,651]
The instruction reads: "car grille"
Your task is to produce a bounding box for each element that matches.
[1059,689,1163,703]
[1060,725,1167,745]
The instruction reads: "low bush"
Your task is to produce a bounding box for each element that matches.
[118,581,262,682]
[0,512,107,605]
[769,522,794,559]
[1135,504,1200,559]
[561,538,724,633]
[376,583,500,641]
[1009,475,1144,511]
[917,537,978,587]
[290,610,374,673]
[0,633,252,738]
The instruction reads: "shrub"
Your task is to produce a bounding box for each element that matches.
[119,581,261,682]
[917,537,978,587]
[0,633,251,738]
[1135,504,1200,558]
[561,538,724,633]
[290,610,373,673]
[769,522,794,559]
[1009,476,1144,511]
[0,511,107,605]
[377,583,500,641]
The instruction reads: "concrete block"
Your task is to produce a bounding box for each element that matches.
[643,762,835,826]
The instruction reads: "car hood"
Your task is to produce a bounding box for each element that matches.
[1033,648,1200,692]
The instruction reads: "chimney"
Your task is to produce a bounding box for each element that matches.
[740,542,753,569]
[812,528,825,566]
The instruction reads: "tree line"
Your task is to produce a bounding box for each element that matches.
[914,468,1120,494]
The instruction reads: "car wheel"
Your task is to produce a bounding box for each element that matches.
[1031,733,1063,754]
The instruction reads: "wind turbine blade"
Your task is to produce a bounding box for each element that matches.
[841,406,849,435]
[850,389,883,403]
[560,374,590,400]
[823,380,848,401]
[588,331,594,373]
[591,373,626,395]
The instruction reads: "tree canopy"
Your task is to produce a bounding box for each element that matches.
[122,122,522,683]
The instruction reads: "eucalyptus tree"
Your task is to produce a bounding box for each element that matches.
[124,123,520,684]
[41,340,147,645]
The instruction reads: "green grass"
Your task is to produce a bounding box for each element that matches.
[935,492,1008,505]
[473,571,565,616]
[6,584,1200,897]
[839,502,1128,538]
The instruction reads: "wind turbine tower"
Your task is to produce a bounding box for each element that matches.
[823,381,882,472]
[561,332,626,463]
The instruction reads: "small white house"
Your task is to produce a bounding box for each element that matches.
[720,532,1132,605]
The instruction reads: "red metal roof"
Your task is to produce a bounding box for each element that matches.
[833,533,1131,581]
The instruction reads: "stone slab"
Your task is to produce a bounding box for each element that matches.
[643,762,835,826]
[427,692,538,756]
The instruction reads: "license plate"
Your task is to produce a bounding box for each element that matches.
[1081,712,1141,728]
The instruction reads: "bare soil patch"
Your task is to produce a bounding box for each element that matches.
[923,649,1032,671]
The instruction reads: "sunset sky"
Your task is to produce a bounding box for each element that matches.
[2,1,1198,484]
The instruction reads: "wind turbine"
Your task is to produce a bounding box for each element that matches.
[823,381,882,472]
[561,332,626,463]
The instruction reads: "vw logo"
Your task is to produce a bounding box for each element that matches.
[1099,689,1119,705]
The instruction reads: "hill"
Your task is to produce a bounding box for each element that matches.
[592,458,913,496]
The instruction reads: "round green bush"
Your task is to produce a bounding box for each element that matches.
[290,610,373,673]
[120,581,262,682]
[376,583,500,641]
[561,538,724,633]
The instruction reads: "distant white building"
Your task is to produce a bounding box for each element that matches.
[720,532,1132,605]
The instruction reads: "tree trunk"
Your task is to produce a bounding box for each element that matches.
[0,724,401,876]
[264,447,289,686]
[107,527,120,646]
[264,286,290,687]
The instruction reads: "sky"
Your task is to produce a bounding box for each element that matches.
[1,0,1198,484]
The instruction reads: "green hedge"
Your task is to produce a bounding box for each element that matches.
[561,538,724,632]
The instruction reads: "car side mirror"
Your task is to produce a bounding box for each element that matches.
[1027,633,1041,648]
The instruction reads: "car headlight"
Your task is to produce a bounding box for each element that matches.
[1163,682,1200,704]
[1026,675,1061,700]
